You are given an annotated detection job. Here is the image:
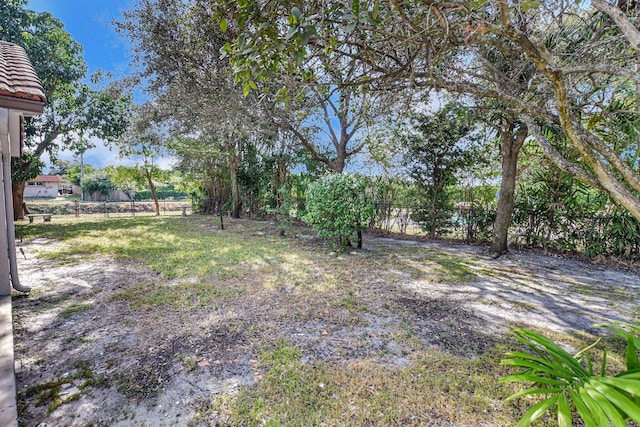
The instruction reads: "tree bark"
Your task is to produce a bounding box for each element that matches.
[490,117,527,257]
[12,181,26,220]
[145,170,160,216]
[229,155,240,219]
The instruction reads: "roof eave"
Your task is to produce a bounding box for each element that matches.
[0,94,45,115]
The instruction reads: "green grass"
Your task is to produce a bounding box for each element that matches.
[18,216,478,284]
[18,215,577,425]
[209,342,528,426]
[21,360,102,413]
[18,216,291,280]
[58,302,93,318]
[110,281,241,310]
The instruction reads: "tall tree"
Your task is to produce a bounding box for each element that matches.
[117,104,169,216]
[1,0,131,219]
[118,0,273,217]
[398,104,485,238]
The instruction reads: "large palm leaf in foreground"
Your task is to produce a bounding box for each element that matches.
[501,324,640,426]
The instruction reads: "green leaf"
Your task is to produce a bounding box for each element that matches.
[516,395,559,427]
[600,376,640,396]
[595,323,640,349]
[616,368,640,379]
[286,26,297,40]
[300,28,312,45]
[293,49,305,65]
[219,18,228,32]
[580,387,613,426]
[583,383,627,426]
[500,372,566,387]
[627,334,640,371]
[371,1,380,20]
[589,379,640,422]
[351,0,360,15]
[500,358,578,379]
[569,387,596,427]
[557,392,572,427]
[504,387,562,403]
[291,7,302,23]
[504,350,578,375]
[511,328,589,376]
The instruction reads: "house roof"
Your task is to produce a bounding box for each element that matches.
[0,41,46,114]
[34,175,63,183]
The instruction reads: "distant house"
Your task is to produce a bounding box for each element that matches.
[23,175,64,198]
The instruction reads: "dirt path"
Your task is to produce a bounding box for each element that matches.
[371,238,639,333]
[12,230,640,426]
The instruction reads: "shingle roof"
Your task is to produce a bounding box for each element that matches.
[0,41,46,114]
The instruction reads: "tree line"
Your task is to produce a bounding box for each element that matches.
[2,0,639,259]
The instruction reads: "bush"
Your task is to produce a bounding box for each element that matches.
[501,323,640,426]
[305,174,373,249]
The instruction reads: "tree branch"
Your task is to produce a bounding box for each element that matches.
[522,115,603,189]
[591,0,640,51]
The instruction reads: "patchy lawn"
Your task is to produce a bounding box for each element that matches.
[12,216,640,426]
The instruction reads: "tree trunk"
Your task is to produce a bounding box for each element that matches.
[490,118,527,257]
[12,180,26,220]
[146,171,160,216]
[229,156,240,219]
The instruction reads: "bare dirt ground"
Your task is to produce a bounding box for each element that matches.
[11,221,640,426]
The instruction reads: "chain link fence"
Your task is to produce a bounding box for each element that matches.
[370,203,640,260]
[25,199,193,219]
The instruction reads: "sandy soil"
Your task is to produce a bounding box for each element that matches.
[11,226,640,426]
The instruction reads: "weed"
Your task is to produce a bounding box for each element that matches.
[337,297,357,311]
[182,355,197,371]
[21,360,101,413]
[58,302,93,318]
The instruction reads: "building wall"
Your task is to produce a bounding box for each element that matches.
[86,190,133,202]
[24,182,59,198]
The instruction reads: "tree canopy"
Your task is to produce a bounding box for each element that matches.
[1,0,132,218]
[215,0,640,221]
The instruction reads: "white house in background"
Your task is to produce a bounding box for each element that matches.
[23,175,64,198]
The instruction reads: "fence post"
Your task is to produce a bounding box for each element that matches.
[131,200,135,217]
[104,201,108,219]
[74,200,79,218]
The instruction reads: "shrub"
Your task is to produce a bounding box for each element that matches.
[305,174,373,249]
[501,324,640,426]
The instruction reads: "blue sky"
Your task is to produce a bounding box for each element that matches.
[26,1,177,171]
[27,0,132,77]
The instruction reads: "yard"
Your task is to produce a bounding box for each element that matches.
[12,215,640,426]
